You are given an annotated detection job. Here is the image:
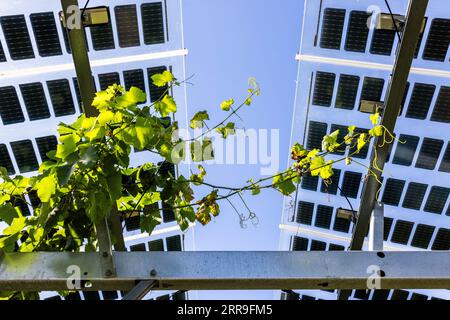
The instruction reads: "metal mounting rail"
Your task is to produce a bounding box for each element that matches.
[1,251,450,292]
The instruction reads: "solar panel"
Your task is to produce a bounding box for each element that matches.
[310,240,327,251]
[391,290,409,300]
[381,179,405,206]
[19,83,50,121]
[10,140,39,173]
[123,69,146,92]
[0,86,25,125]
[383,217,393,241]
[148,239,164,251]
[390,220,414,245]
[320,168,341,194]
[345,11,371,52]
[35,136,57,162]
[430,86,450,123]
[292,236,308,251]
[438,143,450,173]
[360,77,385,102]
[115,5,140,48]
[312,71,335,107]
[301,173,319,191]
[0,144,15,175]
[319,8,346,50]
[306,121,327,150]
[296,201,314,225]
[422,18,450,61]
[424,186,449,214]
[0,15,35,60]
[83,291,100,300]
[411,224,435,249]
[162,202,175,223]
[314,205,333,229]
[30,12,62,57]
[130,243,146,251]
[335,74,360,110]
[333,210,351,233]
[147,66,168,102]
[415,138,444,170]
[405,83,436,120]
[353,290,370,300]
[340,171,362,199]
[372,290,390,300]
[329,244,345,251]
[47,79,75,117]
[392,134,419,166]
[370,28,395,56]
[402,182,427,210]
[432,228,450,250]
[125,215,140,231]
[411,293,428,300]
[166,235,182,251]
[90,21,115,51]
[99,72,121,91]
[141,2,165,45]
[0,39,6,62]
[102,291,119,300]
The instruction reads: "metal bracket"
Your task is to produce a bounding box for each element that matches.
[359,100,384,114]
[368,203,384,251]
[95,219,116,278]
[59,6,110,28]
[122,280,157,300]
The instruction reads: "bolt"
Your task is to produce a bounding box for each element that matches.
[150,269,157,276]
[102,252,109,258]
[105,269,113,277]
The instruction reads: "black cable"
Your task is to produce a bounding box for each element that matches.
[384,0,402,42]
[81,0,90,19]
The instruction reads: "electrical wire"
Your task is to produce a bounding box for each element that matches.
[384,0,402,42]
[81,0,90,19]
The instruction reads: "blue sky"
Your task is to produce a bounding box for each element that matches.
[183,0,304,299]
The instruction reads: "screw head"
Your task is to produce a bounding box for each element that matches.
[150,269,157,276]
[105,270,113,277]
[102,252,109,258]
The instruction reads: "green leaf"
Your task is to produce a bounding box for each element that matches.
[321,130,340,152]
[369,125,383,137]
[348,125,356,136]
[0,204,20,225]
[190,111,210,129]
[116,87,147,108]
[190,165,206,186]
[273,173,296,196]
[155,95,177,117]
[56,133,80,159]
[92,91,114,111]
[151,70,174,87]
[220,98,234,111]
[291,143,308,160]
[86,190,111,222]
[310,156,325,177]
[215,122,236,138]
[98,110,115,125]
[78,145,99,170]
[370,112,380,125]
[85,126,106,142]
[357,133,367,152]
[140,212,162,235]
[35,175,57,202]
